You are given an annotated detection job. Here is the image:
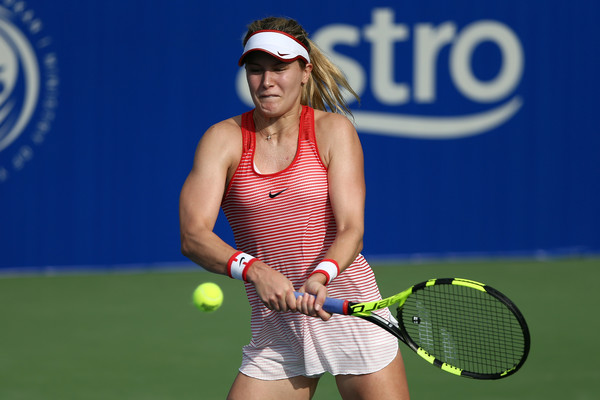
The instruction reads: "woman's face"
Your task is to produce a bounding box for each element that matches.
[245,52,312,118]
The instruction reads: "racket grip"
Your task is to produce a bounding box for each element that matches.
[294,291,349,315]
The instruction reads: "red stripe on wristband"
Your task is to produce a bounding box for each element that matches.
[242,258,258,282]
[226,251,243,279]
[308,269,331,284]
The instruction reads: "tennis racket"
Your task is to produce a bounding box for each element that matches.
[295,277,530,379]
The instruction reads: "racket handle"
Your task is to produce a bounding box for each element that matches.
[294,291,349,315]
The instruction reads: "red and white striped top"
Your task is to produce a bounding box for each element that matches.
[221,106,398,379]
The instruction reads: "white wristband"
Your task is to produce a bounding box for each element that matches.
[309,259,340,285]
[227,251,257,281]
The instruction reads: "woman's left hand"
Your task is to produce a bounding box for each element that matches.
[296,279,332,321]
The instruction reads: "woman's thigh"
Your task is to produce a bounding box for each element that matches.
[227,372,320,400]
[334,350,410,400]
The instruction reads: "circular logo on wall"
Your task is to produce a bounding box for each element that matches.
[0,3,58,183]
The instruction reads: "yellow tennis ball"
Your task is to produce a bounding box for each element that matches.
[193,282,223,312]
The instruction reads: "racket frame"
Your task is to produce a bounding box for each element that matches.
[332,278,531,380]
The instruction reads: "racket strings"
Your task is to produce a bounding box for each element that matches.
[400,284,526,376]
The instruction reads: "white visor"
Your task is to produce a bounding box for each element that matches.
[238,30,310,66]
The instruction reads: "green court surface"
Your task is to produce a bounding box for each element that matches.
[1,258,598,399]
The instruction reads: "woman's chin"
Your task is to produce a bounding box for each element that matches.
[255,101,284,117]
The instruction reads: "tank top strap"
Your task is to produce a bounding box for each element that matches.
[300,105,316,144]
[241,109,255,152]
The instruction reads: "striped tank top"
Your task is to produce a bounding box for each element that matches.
[221,106,398,379]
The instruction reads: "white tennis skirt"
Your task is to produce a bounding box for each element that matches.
[239,303,399,380]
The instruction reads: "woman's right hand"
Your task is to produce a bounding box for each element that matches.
[246,262,298,312]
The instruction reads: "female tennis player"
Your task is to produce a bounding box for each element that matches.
[179,16,410,400]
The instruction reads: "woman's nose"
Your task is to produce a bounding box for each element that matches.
[262,71,274,87]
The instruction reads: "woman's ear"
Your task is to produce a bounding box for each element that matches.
[302,63,313,85]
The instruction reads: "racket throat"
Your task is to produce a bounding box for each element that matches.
[361,313,407,344]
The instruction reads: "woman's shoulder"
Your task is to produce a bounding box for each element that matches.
[313,109,361,166]
[197,115,244,147]
[206,115,243,136]
[193,115,245,164]
[191,115,246,173]
[313,109,357,139]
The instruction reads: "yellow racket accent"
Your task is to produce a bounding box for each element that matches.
[441,363,463,376]
[451,278,487,291]
[417,347,436,364]
[418,346,464,376]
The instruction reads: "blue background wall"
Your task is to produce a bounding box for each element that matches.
[1,0,598,270]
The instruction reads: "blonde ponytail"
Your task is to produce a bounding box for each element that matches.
[302,38,360,116]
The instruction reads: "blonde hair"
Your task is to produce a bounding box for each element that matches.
[242,17,360,116]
